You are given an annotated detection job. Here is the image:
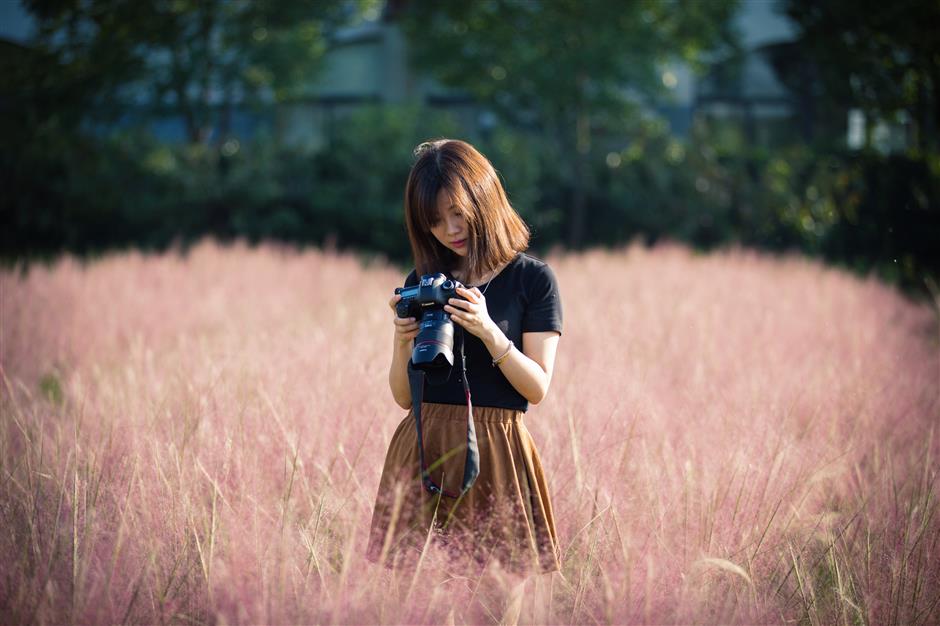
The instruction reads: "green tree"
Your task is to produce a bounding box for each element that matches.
[396,0,739,247]
[17,0,374,144]
[771,0,940,294]
[0,0,375,259]
[783,0,940,153]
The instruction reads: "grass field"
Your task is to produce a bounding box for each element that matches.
[2,239,938,624]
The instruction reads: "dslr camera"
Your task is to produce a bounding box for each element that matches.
[395,273,466,370]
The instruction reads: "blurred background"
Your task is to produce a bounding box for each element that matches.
[2,0,938,297]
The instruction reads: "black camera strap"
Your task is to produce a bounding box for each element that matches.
[407,328,480,498]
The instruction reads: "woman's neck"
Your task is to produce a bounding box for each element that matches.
[451,264,472,283]
[453,258,505,286]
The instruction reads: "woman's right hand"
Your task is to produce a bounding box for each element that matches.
[389,294,420,348]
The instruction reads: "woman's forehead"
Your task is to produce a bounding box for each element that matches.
[435,188,454,209]
[434,187,468,214]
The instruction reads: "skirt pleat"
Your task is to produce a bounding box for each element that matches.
[366,402,560,575]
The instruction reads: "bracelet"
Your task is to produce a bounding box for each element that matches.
[492,340,514,367]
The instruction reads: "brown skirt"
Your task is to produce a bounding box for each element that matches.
[366,402,561,575]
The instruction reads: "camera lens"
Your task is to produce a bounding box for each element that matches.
[412,309,455,370]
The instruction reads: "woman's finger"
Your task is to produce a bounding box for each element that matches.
[447,297,473,311]
[455,286,479,304]
[466,286,484,304]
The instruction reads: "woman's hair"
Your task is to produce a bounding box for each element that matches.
[404,138,530,280]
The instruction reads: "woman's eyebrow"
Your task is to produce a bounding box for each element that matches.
[431,205,459,218]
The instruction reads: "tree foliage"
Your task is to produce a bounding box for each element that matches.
[783,0,940,152]
[395,0,740,246]
[2,0,937,298]
[15,0,369,142]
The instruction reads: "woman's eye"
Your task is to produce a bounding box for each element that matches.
[428,210,460,227]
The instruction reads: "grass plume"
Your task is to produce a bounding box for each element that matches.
[1,238,937,623]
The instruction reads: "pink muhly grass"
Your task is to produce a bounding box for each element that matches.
[1,237,937,624]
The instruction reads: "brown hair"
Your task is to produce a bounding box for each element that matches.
[403,138,530,281]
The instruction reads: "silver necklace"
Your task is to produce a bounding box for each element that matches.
[464,266,498,294]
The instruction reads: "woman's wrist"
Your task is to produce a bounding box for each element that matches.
[395,339,413,354]
[491,340,514,366]
[482,322,511,355]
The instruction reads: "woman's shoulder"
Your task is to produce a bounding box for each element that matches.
[510,251,556,279]
[503,252,559,299]
[515,251,550,268]
[513,252,563,327]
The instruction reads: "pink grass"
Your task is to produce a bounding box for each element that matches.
[1,238,938,624]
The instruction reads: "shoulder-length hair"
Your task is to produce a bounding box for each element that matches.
[404,138,530,280]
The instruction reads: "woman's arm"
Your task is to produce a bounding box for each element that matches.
[444,285,561,405]
[388,294,417,410]
[482,329,560,405]
[389,340,413,410]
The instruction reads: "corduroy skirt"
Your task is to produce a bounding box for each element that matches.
[366,402,561,575]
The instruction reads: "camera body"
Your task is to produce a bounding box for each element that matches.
[395,273,463,318]
[395,273,465,370]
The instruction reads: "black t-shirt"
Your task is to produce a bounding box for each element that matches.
[403,252,563,412]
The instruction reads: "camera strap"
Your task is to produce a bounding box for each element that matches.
[407,328,480,498]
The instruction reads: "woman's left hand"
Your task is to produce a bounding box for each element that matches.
[444,286,497,342]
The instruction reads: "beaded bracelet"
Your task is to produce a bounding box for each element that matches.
[492,340,514,366]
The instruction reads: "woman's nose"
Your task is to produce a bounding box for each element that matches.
[446,216,462,234]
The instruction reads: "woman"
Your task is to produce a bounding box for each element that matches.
[366,139,563,580]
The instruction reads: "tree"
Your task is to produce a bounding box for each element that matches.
[783,0,940,153]
[0,0,375,259]
[777,0,940,294]
[394,0,739,247]
[16,0,374,144]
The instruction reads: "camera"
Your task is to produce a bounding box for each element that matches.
[395,273,465,370]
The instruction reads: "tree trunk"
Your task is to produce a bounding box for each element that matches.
[569,83,591,249]
[799,58,815,142]
[929,69,939,154]
[197,2,217,145]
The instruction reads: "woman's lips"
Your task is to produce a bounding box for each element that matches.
[451,239,466,248]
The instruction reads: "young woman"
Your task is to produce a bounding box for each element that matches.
[366,138,563,578]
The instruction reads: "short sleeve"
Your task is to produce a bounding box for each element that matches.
[404,269,418,288]
[522,263,563,335]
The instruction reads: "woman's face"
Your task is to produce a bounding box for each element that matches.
[430,189,469,257]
